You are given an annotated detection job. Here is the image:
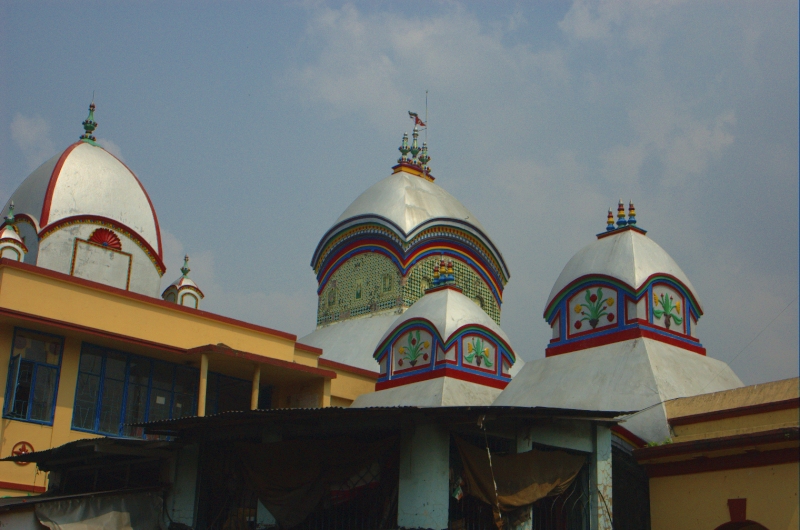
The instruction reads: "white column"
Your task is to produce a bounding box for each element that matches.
[398,423,450,529]
[250,365,261,410]
[591,424,613,530]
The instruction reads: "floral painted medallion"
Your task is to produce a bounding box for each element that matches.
[652,285,685,333]
[568,286,617,335]
[461,335,496,371]
[393,329,432,372]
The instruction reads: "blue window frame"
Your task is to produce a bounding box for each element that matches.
[71,343,199,437]
[3,329,63,425]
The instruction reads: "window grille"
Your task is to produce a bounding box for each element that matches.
[3,329,63,424]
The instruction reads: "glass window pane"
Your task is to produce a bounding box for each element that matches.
[16,331,61,365]
[172,393,195,419]
[98,378,124,434]
[151,362,173,391]
[105,352,127,381]
[174,367,197,394]
[128,357,151,386]
[124,383,148,438]
[79,348,103,375]
[217,376,250,414]
[30,365,56,421]
[148,388,171,422]
[4,355,21,416]
[9,361,33,418]
[72,373,100,430]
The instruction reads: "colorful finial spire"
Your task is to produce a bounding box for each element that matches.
[181,255,190,278]
[616,199,627,228]
[419,142,431,172]
[627,201,636,226]
[80,101,98,144]
[6,201,15,224]
[431,259,440,287]
[606,208,615,232]
[446,260,455,285]
[398,133,410,163]
[410,127,421,164]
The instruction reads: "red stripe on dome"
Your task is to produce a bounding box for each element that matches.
[40,142,82,226]
[39,142,163,261]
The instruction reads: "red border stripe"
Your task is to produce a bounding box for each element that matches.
[545,326,706,356]
[41,142,82,226]
[376,366,509,391]
[0,480,47,493]
[318,358,379,380]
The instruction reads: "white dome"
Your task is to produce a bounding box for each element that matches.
[4,141,162,259]
[545,228,700,312]
[377,287,512,355]
[336,169,487,236]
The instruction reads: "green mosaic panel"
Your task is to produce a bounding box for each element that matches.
[317,253,402,325]
[403,258,501,325]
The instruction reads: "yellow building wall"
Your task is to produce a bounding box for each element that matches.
[672,409,800,442]
[0,267,296,361]
[649,463,799,530]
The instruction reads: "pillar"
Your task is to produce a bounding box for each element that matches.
[397,422,450,530]
[251,365,261,410]
[165,444,200,527]
[198,354,208,417]
[590,424,613,530]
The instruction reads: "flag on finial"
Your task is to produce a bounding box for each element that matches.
[408,111,426,127]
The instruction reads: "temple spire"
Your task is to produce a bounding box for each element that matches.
[181,255,191,278]
[80,100,98,145]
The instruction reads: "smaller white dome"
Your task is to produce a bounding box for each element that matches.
[546,228,701,313]
[336,169,486,236]
[376,286,511,351]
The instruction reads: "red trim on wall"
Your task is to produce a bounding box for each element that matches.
[669,398,800,427]
[318,358,379,380]
[295,343,323,356]
[545,326,706,356]
[40,215,166,273]
[0,259,298,342]
[612,425,648,448]
[376,366,509,391]
[0,480,47,493]
[187,344,337,379]
[633,427,799,461]
[641,447,799,478]
[40,142,82,226]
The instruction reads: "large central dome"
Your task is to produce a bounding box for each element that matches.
[335,170,487,235]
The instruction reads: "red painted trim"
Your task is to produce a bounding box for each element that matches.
[377,366,509,391]
[545,326,706,356]
[105,148,164,259]
[0,259,298,342]
[669,398,800,427]
[295,342,323,356]
[40,215,166,274]
[728,498,747,522]
[642,447,799,478]
[544,272,703,320]
[318,358,379,380]
[40,142,82,226]
[187,344,337,379]
[424,285,463,295]
[0,480,47,493]
[634,427,799,461]
[596,225,647,240]
[612,425,647,448]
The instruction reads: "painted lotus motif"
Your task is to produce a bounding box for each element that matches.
[397,330,430,367]
[653,292,683,330]
[464,337,493,368]
[573,287,615,330]
[88,228,122,250]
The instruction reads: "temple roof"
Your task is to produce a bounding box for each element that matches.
[335,168,487,236]
[546,227,700,314]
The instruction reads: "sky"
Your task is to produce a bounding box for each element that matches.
[0,1,797,386]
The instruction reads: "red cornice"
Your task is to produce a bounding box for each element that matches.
[633,427,799,461]
[0,480,47,493]
[187,344,337,379]
[641,447,799,478]
[669,398,800,427]
[596,224,647,240]
[376,366,509,391]
[545,326,706,356]
[295,342,323,356]
[318,358,379,380]
[41,142,82,226]
[0,258,298,342]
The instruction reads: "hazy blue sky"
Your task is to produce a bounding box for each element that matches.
[1,1,797,385]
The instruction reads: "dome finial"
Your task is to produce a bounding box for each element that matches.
[80,99,98,145]
[616,198,627,228]
[419,142,431,173]
[410,126,421,164]
[606,208,615,232]
[181,255,191,278]
[627,201,637,226]
[398,132,410,163]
